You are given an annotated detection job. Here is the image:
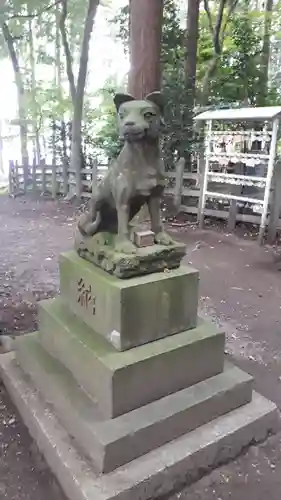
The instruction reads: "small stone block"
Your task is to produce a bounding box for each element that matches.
[38,298,225,418]
[0,351,279,500]
[59,251,199,350]
[133,230,155,247]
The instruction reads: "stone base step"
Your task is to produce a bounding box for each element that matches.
[38,297,225,418]
[0,352,279,500]
[16,333,253,473]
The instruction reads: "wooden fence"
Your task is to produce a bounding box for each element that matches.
[8,159,281,242]
[8,159,107,199]
[165,166,281,243]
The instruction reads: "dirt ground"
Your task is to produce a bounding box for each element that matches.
[1,195,281,500]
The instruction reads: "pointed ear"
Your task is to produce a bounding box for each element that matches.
[114,93,135,112]
[145,91,165,115]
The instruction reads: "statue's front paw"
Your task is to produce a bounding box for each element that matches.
[115,239,137,254]
[155,231,174,246]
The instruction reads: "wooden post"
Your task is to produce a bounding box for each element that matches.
[15,161,19,194]
[62,159,68,196]
[8,160,13,196]
[267,159,281,243]
[198,120,212,228]
[174,157,185,211]
[0,119,4,178]
[227,163,243,232]
[32,157,37,193]
[41,158,46,194]
[22,156,28,194]
[51,158,57,199]
[91,158,98,193]
[227,187,243,232]
[259,117,279,244]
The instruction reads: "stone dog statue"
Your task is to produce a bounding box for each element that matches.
[77,91,174,254]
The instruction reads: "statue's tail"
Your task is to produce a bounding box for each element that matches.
[78,212,102,237]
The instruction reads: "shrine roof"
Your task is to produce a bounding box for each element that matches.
[194,106,281,122]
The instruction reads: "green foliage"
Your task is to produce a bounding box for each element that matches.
[89,77,126,160]
[99,0,281,165]
[0,0,91,110]
[202,8,263,105]
[3,0,281,166]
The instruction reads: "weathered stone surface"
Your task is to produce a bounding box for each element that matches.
[38,298,225,418]
[59,251,199,350]
[19,333,254,470]
[15,333,254,473]
[74,230,186,278]
[0,351,279,500]
[75,93,178,274]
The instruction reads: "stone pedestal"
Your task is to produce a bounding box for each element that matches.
[59,251,199,350]
[0,249,279,500]
[74,230,187,278]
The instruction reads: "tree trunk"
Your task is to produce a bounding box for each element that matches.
[54,1,63,164]
[28,18,41,163]
[0,119,4,176]
[257,0,274,106]
[199,0,240,106]
[185,0,200,112]
[55,1,62,92]
[69,0,100,198]
[183,0,200,165]
[128,0,164,98]
[2,22,28,165]
[200,55,220,106]
[60,0,76,104]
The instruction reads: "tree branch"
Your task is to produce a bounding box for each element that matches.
[2,22,28,162]
[220,0,240,44]
[199,0,240,107]
[7,0,62,20]
[213,0,228,54]
[2,22,20,74]
[203,0,214,38]
[59,0,76,104]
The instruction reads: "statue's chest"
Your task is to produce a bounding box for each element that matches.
[133,167,159,196]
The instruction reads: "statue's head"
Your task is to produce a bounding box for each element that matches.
[114,92,165,142]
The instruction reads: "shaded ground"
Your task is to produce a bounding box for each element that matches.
[1,194,281,499]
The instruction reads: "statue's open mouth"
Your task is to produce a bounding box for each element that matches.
[123,129,149,141]
[124,131,145,140]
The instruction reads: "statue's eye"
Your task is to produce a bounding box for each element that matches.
[144,111,155,119]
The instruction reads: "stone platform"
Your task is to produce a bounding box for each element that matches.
[74,230,186,279]
[0,352,279,500]
[16,332,254,473]
[1,249,280,500]
[38,298,224,417]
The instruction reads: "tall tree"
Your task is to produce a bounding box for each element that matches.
[60,0,76,104]
[28,16,41,162]
[60,0,100,198]
[1,0,65,165]
[128,0,164,98]
[257,0,274,106]
[185,0,200,113]
[2,21,28,164]
[183,0,200,166]
[200,0,240,105]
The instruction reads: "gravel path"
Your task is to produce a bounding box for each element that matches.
[0,194,281,500]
